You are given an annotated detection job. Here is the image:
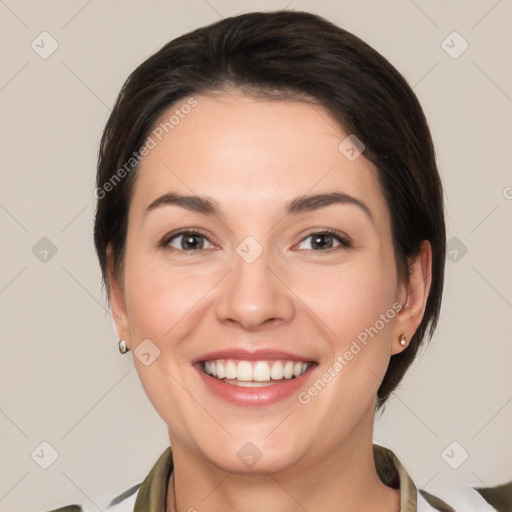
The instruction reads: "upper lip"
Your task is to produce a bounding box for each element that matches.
[191,348,316,365]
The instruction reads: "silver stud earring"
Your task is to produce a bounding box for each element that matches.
[399,334,408,347]
[119,339,129,354]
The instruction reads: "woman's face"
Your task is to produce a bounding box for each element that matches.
[109,93,427,473]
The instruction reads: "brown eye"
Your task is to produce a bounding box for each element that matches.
[296,230,351,251]
[163,231,214,252]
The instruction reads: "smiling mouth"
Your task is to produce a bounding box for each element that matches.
[200,359,315,387]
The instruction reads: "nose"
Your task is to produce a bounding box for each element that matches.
[214,245,295,331]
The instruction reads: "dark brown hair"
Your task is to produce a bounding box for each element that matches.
[94,10,446,408]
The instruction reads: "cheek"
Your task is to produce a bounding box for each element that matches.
[123,248,202,344]
[284,257,399,443]
[299,251,398,403]
[301,253,398,340]
[294,260,398,420]
[122,253,205,433]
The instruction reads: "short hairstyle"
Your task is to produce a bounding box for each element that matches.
[93,10,446,409]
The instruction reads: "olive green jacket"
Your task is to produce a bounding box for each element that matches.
[44,444,511,511]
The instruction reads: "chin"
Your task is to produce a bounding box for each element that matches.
[195,435,306,475]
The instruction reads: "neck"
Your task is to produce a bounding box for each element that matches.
[166,407,400,512]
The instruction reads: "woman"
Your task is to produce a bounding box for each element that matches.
[47,10,509,512]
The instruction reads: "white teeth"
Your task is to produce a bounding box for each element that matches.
[270,361,284,380]
[216,361,226,379]
[237,361,253,381]
[253,361,270,382]
[284,361,294,379]
[225,360,237,379]
[202,359,311,383]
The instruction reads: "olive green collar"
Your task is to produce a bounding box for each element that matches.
[133,443,417,511]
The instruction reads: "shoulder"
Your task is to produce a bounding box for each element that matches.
[43,445,511,512]
[45,480,512,512]
[374,444,512,512]
[43,483,141,512]
[42,445,174,512]
[418,481,512,512]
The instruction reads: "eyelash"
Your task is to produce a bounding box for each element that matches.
[159,228,351,255]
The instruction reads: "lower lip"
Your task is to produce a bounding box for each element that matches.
[195,364,317,407]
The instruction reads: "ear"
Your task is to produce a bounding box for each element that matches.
[106,244,131,349]
[391,240,432,355]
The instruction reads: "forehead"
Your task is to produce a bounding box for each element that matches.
[129,93,388,222]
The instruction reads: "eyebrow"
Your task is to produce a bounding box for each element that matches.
[143,191,374,223]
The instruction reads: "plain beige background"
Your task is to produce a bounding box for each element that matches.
[1,1,511,511]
